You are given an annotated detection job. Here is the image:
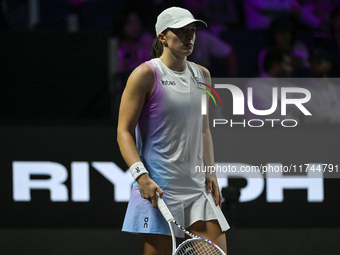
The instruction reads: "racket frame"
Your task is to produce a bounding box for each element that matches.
[157,192,226,255]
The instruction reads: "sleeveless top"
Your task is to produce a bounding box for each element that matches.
[133,58,206,190]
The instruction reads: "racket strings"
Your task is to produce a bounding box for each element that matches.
[175,239,223,255]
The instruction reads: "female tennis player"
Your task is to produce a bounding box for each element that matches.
[118,7,229,255]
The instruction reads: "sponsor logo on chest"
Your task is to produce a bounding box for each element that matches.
[161,80,176,86]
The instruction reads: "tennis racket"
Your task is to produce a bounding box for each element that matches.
[157,192,226,255]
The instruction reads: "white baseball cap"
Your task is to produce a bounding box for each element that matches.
[155,7,207,36]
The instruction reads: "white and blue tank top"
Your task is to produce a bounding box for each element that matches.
[133,58,207,190]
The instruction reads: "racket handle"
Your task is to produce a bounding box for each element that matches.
[156,192,174,222]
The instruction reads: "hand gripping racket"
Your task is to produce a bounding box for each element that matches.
[157,193,226,255]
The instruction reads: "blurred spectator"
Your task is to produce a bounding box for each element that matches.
[258,16,310,77]
[112,9,153,73]
[243,48,302,121]
[243,0,322,31]
[189,29,238,77]
[184,0,238,77]
[182,0,241,35]
[302,48,340,124]
[201,0,241,33]
[110,8,153,120]
[310,48,332,78]
[262,48,293,78]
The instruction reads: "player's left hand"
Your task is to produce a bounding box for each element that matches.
[206,176,222,208]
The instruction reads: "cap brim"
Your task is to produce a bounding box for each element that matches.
[168,19,207,29]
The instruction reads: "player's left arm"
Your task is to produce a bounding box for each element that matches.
[197,64,222,208]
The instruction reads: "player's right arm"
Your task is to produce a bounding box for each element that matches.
[117,63,163,208]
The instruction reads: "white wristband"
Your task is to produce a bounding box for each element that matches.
[130,162,148,180]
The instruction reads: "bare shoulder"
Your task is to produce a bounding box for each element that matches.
[127,63,154,91]
[130,63,154,78]
[196,64,211,79]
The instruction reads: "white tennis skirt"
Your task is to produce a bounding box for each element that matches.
[122,186,230,238]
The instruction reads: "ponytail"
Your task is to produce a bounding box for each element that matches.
[151,37,163,58]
